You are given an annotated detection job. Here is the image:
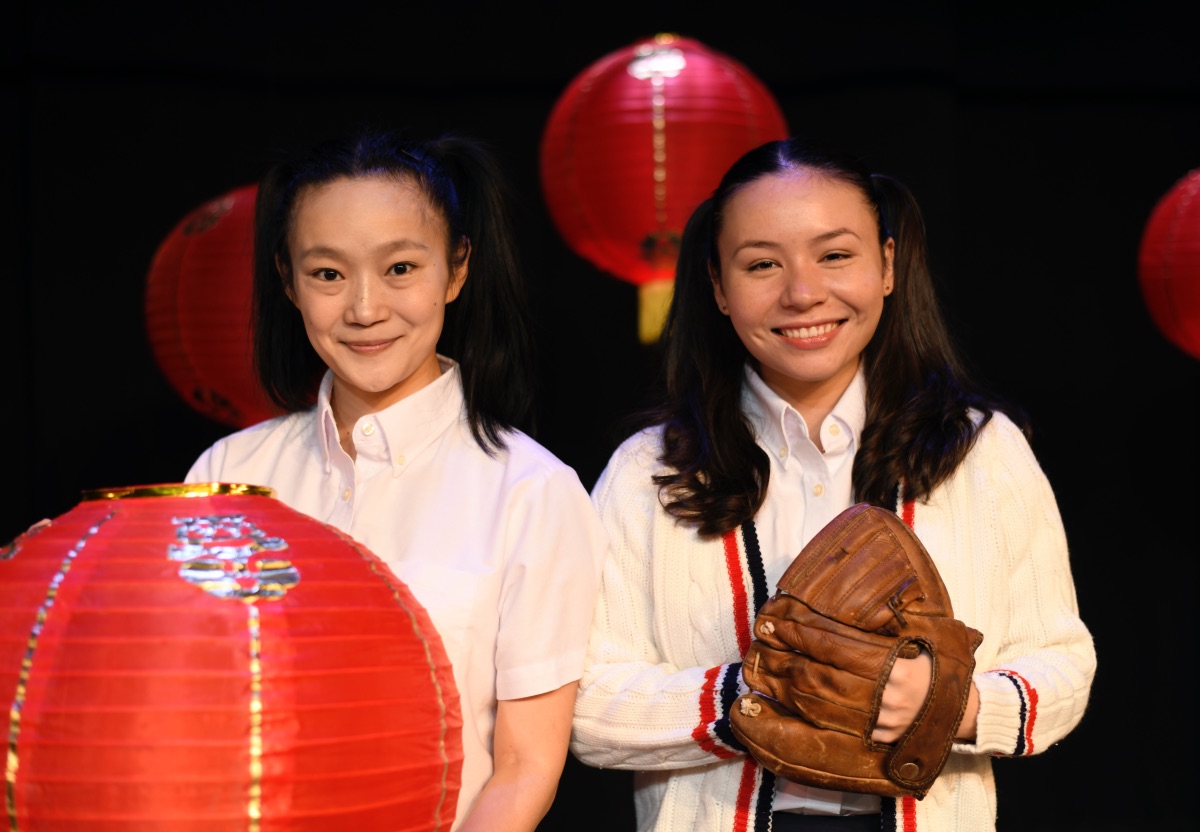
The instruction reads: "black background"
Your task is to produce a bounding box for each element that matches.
[6,2,1198,829]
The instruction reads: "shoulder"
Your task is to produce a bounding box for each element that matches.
[595,425,666,482]
[972,408,1027,444]
[590,426,667,511]
[480,431,611,564]
[943,409,1059,514]
[455,427,600,514]
[487,428,584,482]
[218,411,313,454]
[186,411,314,482]
[965,410,1041,476]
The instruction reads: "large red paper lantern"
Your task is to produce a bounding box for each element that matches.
[540,33,789,342]
[145,186,280,428]
[0,483,461,831]
[1139,167,1200,361]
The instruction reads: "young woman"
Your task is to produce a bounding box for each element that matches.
[570,138,1096,831]
[185,129,608,832]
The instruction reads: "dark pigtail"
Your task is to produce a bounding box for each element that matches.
[430,136,535,453]
[649,199,768,536]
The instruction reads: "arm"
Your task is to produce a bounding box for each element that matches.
[873,415,1089,751]
[458,683,577,832]
[571,432,748,771]
[946,415,1096,758]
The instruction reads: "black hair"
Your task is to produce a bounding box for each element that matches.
[644,137,1026,535]
[252,128,534,453]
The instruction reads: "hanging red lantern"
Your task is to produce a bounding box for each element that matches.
[145,185,280,428]
[540,33,789,343]
[0,483,461,831]
[1138,167,1200,361]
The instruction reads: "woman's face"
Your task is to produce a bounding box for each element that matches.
[285,175,466,416]
[713,169,893,412]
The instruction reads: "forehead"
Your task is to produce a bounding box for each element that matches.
[720,170,876,239]
[290,175,445,238]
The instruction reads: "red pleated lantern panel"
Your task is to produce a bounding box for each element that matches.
[145,186,280,428]
[0,484,462,831]
[1139,168,1200,361]
[540,33,789,342]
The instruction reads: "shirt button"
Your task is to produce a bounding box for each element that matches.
[813,483,825,497]
[395,454,406,465]
[362,423,376,436]
[828,424,841,436]
[778,447,788,459]
[342,487,352,501]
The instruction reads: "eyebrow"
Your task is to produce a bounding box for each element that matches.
[731,227,862,256]
[811,227,862,244]
[732,239,779,255]
[296,239,432,260]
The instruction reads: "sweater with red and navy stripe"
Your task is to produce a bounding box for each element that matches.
[572,412,1095,832]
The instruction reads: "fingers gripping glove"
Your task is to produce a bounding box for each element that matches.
[729,503,983,799]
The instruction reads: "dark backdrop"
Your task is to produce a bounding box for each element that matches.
[6,2,1198,829]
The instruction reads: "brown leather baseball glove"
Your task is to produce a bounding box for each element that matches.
[729,503,983,799]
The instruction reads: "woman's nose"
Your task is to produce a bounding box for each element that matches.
[346,276,387,324]
[780,265,825,309]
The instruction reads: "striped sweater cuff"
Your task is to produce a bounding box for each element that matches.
[972,668,1040,757]
[692,662,748,758]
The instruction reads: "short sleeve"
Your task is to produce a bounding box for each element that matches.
[492,460,609,700]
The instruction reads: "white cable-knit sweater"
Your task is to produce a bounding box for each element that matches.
[571,412,1096,832]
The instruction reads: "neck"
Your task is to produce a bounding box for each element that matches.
[758,364,858,444]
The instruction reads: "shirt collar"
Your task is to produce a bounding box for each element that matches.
[315,356,465,476]
[316,372,338,472]
[741,363,867,464]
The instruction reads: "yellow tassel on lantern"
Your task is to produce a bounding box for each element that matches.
[539,34,788,349]
[638,278,675,344]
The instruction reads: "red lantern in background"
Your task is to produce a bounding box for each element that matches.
[0,484,461,831]
[540,33,789,343]
[1139,167,1200,361]
[145,185,279,428]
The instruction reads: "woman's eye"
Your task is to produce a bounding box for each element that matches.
[822,252,850,262]
[747,260,777,271]
[313,268,340,281]
[387,262,413,276]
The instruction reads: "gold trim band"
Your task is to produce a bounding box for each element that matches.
[82,483,276,501]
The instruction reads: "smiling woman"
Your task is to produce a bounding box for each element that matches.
[570,137,1096,832]
[285,177,468,454]
[183,130,610,832]
[711,171,895,439]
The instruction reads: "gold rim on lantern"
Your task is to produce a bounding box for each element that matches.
[81,483,277,501]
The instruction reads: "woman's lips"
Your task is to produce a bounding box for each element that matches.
[776,321,840,339]
[343,338,397,354]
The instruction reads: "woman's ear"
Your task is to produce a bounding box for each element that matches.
[445,237,470,304]
[882,238,895,296]
[276,255,296,304]
[710,262,730,315]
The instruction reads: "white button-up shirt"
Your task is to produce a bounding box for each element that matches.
[187,360,608,827]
